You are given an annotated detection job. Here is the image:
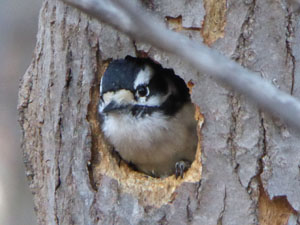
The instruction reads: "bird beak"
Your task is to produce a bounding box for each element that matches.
[100,100,130,114]
[99,90,135,114]
[102,101,121,113]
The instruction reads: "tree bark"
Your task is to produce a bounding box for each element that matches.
[18,0,300,224]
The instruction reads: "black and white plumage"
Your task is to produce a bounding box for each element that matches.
[99,56,197,178]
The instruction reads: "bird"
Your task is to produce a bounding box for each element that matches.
[98,56,197,178]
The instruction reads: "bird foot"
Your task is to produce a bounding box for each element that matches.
[175,160,191,179]
[111,148,122,166]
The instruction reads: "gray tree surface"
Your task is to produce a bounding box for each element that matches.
[18,0,300,224]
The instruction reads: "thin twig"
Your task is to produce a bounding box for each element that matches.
[61,0,300,131]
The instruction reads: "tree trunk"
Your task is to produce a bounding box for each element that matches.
[18,0,300,224]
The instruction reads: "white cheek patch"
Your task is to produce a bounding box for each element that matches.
[138,95,161,106]
[140,93,170,106]
[134,66,153,89]
[138,96,147,103]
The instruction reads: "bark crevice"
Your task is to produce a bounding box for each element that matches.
[285,8,296,95]
[217,187,226,225]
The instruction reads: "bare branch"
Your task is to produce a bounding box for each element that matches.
[61,0,300,131]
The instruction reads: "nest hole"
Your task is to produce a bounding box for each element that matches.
[87,56,203,206]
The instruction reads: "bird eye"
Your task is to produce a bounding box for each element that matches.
[136,85,149,97]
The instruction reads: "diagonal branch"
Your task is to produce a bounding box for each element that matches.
[61,0,300,132]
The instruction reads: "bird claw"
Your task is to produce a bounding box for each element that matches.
[111,148,122,166]
[175,160,190,179]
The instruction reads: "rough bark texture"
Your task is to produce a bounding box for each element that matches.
[18,0,300,224]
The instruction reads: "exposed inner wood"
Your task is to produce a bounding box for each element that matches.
[166,16,201,32]
[201,0,226,45]
[259,185,296,225]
